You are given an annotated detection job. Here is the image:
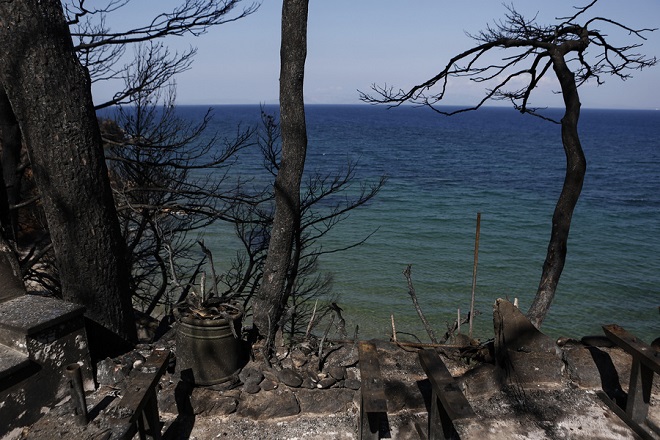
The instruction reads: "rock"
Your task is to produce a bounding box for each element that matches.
[243,382,261,394]
[96,357,131,385]
[301,377,316,389]
[278,368,303,388]
[290,349,309,368]
[326,366,346,381]
[317,377,336,389]
[296,388,356,413]
[323,343,358,369]
[239,366,264,384]
[346,366,360,381]
[237,388,300,419]
[344,378,361,390]
[260,378,278,391]
[239,366,264,394]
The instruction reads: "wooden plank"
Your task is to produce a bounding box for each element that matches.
[110,349,170,424]
[358,341,387,414]
[104,349,170,440]
[602,324,660,374]
[418,349,475,421]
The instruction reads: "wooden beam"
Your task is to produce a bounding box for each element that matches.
[602,325,660,438]
[358,341,388,440]
[106,349,171,440]
[419,349,475,440]
[603,324,660,374]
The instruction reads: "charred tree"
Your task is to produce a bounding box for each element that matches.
[0,0,136,345]
[253,0,310,355]
[361,1,656,328]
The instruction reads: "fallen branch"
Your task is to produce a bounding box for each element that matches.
[403,264,438,344]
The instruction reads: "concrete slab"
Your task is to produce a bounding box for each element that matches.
[0,294,85,335]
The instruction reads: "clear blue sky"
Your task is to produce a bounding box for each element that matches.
[93,0,660,109]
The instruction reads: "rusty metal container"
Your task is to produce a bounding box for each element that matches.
[175,310,244,386]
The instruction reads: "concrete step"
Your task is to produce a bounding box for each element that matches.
[0,342,30,382]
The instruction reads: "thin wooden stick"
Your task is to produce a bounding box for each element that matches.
[457,308,461,334]
[469,212,481,338]
[391,314,397,342]
[403,264,438,344]
[305,299,319,338]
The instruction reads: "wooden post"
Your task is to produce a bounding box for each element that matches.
[469,212,481,338]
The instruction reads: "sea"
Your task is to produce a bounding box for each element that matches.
[167,104,660,343]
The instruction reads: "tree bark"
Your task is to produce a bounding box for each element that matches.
[252,0,309,349]
[0,88,22,240]
[0,0,137,344]
[527,48,587,328]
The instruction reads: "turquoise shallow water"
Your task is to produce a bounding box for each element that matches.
[184,105,660,343]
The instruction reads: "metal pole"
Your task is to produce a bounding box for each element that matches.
[65,363,88,425]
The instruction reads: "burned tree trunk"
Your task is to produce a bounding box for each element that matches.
[527,47,587,328]
[252,0,309,354]
[0,0,137,345]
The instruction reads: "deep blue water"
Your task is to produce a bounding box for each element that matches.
[156,105,660,342]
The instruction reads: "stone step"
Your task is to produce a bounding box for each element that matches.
[0,294,85,353]
[0,342,30,382]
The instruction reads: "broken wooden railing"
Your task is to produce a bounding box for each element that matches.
[104,348,171,440]
[418,349,476,440]
[600,324,660,440]
[358,341,388,439]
